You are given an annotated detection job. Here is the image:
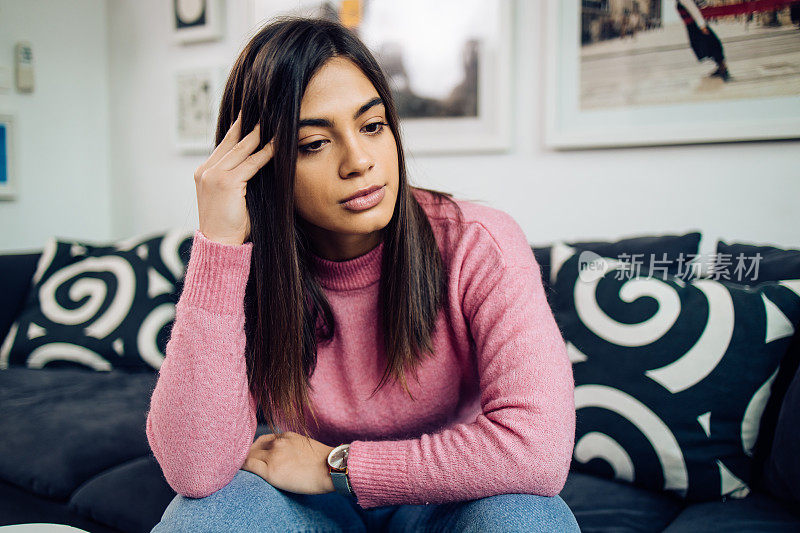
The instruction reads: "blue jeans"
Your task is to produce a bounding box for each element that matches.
[151,469,580,532]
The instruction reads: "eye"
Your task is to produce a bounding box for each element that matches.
[298,139,326,154]
[363,121,388,134]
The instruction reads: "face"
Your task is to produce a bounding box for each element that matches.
[293,56,399,260]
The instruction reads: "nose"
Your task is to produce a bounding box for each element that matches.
[339,132,374,178]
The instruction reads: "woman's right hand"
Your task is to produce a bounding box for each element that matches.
[194,111,276,246]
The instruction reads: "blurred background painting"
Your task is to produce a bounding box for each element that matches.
[295,0,480,119]
[580,0,800,109]
[545,0,800,148]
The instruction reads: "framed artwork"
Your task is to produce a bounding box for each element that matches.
[173,0,224,44]
[174,66,227,154]
[250,0,513,155]
[545,1,800,149]
[0,114,15,200]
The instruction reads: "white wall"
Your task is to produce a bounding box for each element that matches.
[3,0,799,255]
[0,0,112,252]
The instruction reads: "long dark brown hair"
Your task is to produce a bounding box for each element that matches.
[215,15,464,437]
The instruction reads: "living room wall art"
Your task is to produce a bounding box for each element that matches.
[544,1,800,149]
[250,0,513,154]
[0,114,15,200]
[173,0,225,44]
[174,66,226,154]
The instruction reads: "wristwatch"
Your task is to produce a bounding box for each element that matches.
[327,443,355,499]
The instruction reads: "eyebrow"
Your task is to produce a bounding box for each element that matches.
[298,97,384,129]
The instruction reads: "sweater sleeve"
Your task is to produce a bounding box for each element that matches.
[346,217,576,508]
[679,0,707,27]
[145,229,259,498]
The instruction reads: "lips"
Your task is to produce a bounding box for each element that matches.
[341,185,383,204]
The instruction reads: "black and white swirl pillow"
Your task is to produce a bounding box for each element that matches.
[0,229,194,372]
[550,243,800,501]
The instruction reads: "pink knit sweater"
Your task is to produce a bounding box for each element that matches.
[145,188,575,509]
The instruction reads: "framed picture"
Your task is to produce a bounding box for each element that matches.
[174,66,227,154]
[173,0,224,44]
[250,0,513,155]
[545,1,800,150]
[0,114,15,200]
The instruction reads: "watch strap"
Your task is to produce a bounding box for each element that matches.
[330,470,355,499]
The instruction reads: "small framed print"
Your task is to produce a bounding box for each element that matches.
[0,114,16,200]
[173,0,224,44]
[174,66,227,154]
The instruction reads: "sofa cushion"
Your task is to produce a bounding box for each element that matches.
[0,229,193,371]
[711,241,800,503]
[0,478,119,533]
[0,251,39,343]
[711,241,800,285]
[67,424,277,532]
[532,231,702,300]
[69,455,176,533]
[0,367,157,499]
[661,491,800,532]
[764,363,800,504]
[560,471,684,532]
[550,243,800,501]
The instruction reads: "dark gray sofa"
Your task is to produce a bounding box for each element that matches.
[1,233,799,533]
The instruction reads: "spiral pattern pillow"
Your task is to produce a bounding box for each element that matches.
[0,229,194,372]
[550,243,800,501]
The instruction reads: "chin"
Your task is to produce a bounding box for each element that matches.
[348,215,392,235]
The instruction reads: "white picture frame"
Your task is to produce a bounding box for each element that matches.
[0,114,16,200]
[173,0,225,44]
[248,0,514,155]
[544,1,800,150]
[174,66,227,155]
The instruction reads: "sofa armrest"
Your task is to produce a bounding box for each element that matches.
[0,251,41,341]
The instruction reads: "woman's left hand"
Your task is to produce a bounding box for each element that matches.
[242,432,335,494]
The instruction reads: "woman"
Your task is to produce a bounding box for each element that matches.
[147,15,578,532]
[676,0,731,81]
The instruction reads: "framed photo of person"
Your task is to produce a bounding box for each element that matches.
[173,0,224,44]
[174,67,226,154]
[544,1,800,149]
[250,0,514,155]
[0,114,16,200]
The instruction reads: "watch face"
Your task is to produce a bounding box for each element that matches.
[328,444,349,470]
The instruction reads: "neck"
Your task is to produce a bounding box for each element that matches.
[301,223,383,262]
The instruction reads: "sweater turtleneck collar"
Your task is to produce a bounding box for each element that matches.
[309,240,384,291]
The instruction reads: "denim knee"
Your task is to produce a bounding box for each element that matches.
[445,493,580,533]
[151,470,272,533]
[151,469,365,533]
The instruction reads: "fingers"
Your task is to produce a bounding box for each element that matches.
[196,110,276,185]
[242,457,269,479]
[235,139,276,182]
[213,121,258,170]
[206,111,243,170]
[250,433,278,452]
